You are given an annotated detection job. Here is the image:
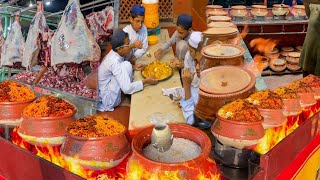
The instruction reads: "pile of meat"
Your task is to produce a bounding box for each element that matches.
[85,6,114,45]
[12,67,97,99]
[0,14,25,68]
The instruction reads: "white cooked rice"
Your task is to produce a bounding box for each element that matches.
[142,137,201,163]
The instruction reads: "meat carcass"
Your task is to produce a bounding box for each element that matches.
[0,14,25,67]
[22,2,49,70]
[51,0,101,66]
[86,6,114,44]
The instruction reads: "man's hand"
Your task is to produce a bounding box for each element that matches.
[154,49,163,60]
[169,59,184,68]
[181,68,193,100]
[143,76,158,85]
[133,63,145,71]
[130,40,143,49]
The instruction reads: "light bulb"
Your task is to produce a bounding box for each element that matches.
[29,2,33,7]
[45,1,51,5]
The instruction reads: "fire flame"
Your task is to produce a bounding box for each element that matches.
[253,103,319,154]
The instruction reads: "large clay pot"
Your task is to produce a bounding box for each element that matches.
[202,28,239,46]
[291,5,306,18]
[195,66,256,121]
[18,108,76,146]
[129,124,211,179]
[211,114,264,149]
[0,98,35,121]
[272,4,289,16]
[201,44,245,70]
[250,5,268,17]
[207,10,228,17]
[60,130,130,170]
[207,22,235,28]
[298,92,316,108]
[258,108,285,129]
[230,5,248,17]
[282,98,302,116]
[286,52,300,65]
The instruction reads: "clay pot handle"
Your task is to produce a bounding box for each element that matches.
[221,81,228,87]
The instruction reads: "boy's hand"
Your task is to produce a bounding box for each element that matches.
[143,76,158,85]
[169,59,183,68]
[133,63,145,71]
[154,49,163,60]
[181,68,192,88]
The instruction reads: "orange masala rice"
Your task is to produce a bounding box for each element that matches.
[299,74,320,89]
[286,81,313,93]
[23,96,75,117]
[67,115,125,137]
[273,87,299,100]
[247,90,284,109]
[0,81,35,102]
[218,99,263,122]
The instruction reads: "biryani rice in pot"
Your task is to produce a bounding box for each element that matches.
[274,87,301,116]
[61,115,130,170]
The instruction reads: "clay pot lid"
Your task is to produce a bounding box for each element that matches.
[207,22,234,28]
[207,5,223,9]
[208,16,232,21]
[288,52,300,58]
[273,59,286,66]
[294,5,305,9]
[282,47,294,52]
[252,5,267,9]
[231,5,246,10]
[204,44,241,57]
[296,46,303,51]
[273,4,289,8]
[203,27,238,35]
[200,66,252,94]
[287,63,301,71]
[270,48,279,54]
[207,11,228,16]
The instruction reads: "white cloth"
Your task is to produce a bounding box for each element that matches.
[179,75,200,125]
[188,31,202,49]
[162,30,191,60]
[123,24,148,59]
[97,50,143,111]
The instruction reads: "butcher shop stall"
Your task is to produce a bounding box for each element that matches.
[0,0,320,180]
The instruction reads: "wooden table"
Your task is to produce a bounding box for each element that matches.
[129,29,185,130]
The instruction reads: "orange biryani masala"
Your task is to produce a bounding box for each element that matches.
[0,81,35,102]
[218,99,263,123]
[23,96,75,117]
[67,115,125,137]
[247,90,284,109]
[287,81,313,93]
[273,87,299,100]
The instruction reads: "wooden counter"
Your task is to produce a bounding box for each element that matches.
[129,29,185,130]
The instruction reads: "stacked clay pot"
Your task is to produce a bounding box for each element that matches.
[286,52,302,71]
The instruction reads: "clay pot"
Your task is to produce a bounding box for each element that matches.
[129,124,211,178]
[207,10,228,17]
[18,108,76,146]
[195,66,256,121]
[260,56,269,70]
[207,22,235,28]
[251,5,268,17]
[208,16,232,22]
[291,5,306,17]
[282,98,302,116]
[201,44,245,70]
[287,63,301,71]
[258,108,285,129]
[211,114,264,149]
[272,4,289,16]
[0,98,35,121]
[270,58,286,72]
[230,5,248,17]
[298,92,316,108]
[280,47,295,57]
[268,48,280,59]
[286,52,300,65]
[202,28,239,47]
[206,5,223,10]
[60,130,130,170]
[296,46,303,52]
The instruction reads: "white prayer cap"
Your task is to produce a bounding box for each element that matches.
[188,31,202,49]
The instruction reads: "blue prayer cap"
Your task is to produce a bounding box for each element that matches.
[110,29,128,51]
[177,14,192,30]
[131,5,145,16]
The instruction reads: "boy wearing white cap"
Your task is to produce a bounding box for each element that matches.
[178,31,202,125]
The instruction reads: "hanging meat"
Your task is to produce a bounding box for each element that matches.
[0,13,25,68]
[86,6,114,45]
[0,18,5,59]
[22,1,50,70]
[51,0,101,66]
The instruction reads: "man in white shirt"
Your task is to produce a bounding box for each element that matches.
[178,32,202,125]
[97,29,158,112]
[154,14,192,67]
[123,5,148,64]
